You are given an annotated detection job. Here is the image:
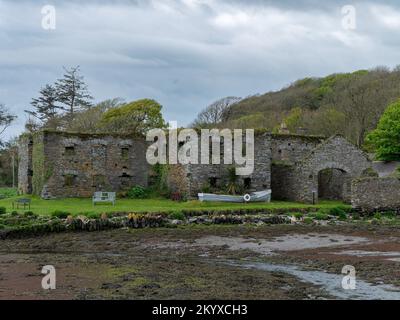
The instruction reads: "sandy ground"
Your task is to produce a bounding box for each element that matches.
[1,224,400,300]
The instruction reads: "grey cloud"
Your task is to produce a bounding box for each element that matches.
[1,0,400,140]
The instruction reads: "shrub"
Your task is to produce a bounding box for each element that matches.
[168,211,186,221]
[85,212,101,219]
[329,206,346,217]
[0,188,18,199]
[314,212,329,221]
[201,184,211,194]
[0,207,6,215]
[11,211,18,216]
[127,186,150,199]
[382,211,395,219]
[373,212,382,220]
[51,210,70,219]
[303,217,314,224]
[24,211,38,218]
[338,212,347,221]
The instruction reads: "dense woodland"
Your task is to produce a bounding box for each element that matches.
[193,66,400,148]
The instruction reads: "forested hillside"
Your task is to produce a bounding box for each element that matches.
[204,67,400,147]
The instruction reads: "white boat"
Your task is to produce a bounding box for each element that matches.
[249,190,272,202]
[198,190,271,203]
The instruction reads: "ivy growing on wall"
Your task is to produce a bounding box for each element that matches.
[31,134,53,196]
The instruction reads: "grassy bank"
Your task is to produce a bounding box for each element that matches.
[0,195,349,216]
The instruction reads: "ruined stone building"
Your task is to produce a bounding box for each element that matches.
[18,129,374,204]
[168,133,373,204]
[18,130,148,199]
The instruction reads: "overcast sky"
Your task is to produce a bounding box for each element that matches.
[1,0,400,139]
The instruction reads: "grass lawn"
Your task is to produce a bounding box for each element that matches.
[0,195,349,216]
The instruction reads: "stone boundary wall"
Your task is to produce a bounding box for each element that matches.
[351,177,400,211]
[17,135,33,195]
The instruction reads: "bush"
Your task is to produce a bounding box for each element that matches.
[0,207,6,215]
[382,211,395,219]
[51,210,70,219]
[85,212,101,219]
[0,188,18,199]
[303,217,314,224]
[11,211,18,216]
[329,206,347,217]
[24,211,38,218]
[127,186,150,199]
[313,212,329,221]
[168,211,186,221]
[338,212,347,221]
[373,212,382,220]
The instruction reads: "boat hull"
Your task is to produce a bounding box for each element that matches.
[198,190,271,203]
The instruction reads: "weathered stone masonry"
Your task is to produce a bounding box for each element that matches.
[352,177,400,211]
[168,133,374,204]
[18,131,148,198]
[169,133,272,197]
[19,130,376,205]
[271,135,372,203]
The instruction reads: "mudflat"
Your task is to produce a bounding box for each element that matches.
[1,224,400,300]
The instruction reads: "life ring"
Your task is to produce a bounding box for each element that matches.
[243,194,251,202]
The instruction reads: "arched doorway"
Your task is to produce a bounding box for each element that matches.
[318,168,351,202]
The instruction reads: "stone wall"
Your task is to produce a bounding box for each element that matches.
[271,134,324,164]
[169,133,272,197]
[273,135,373,203]
[17,135,33,194]
[20,131,149,198]
[19,130,374,203]
[166,164,190,196]
[351,177,400,211]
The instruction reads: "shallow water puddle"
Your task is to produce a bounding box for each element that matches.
[195,234,369,256]
[229,261,400,300]
[334,250,400,260]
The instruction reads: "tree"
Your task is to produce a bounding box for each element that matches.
[67,98,125,132]
[305,108,346,137]
[0,137,18,187]
[365,100,400,161]
[192,97,242,128]
[0,104,16,144]
[55,66,93,116]
[25,84,61,129]
[282,107,303,133]
[98,99,167,135]
[334,71,391,147]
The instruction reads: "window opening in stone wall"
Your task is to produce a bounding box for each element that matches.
[64,174,76,187]
[244,178,251,189]
[65,146,76,156]
[121,147,129,160]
